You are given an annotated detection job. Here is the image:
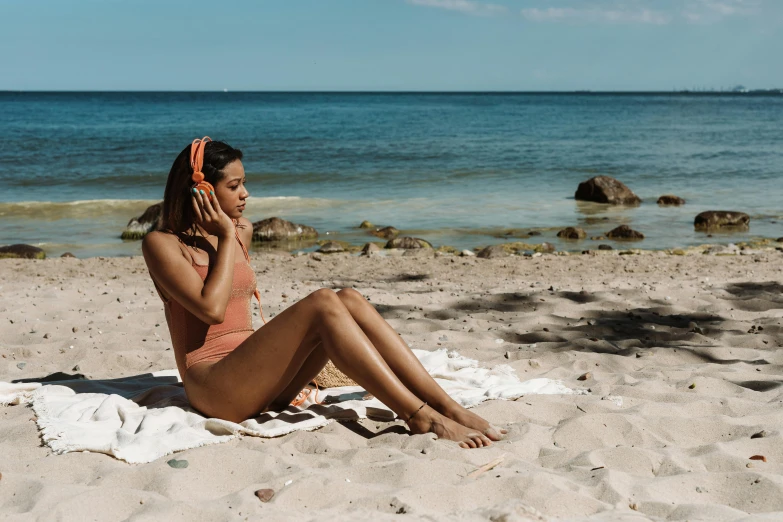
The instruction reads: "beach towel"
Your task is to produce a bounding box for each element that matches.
[1,349,581,464]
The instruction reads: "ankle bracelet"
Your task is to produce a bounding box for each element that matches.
[405,402,427,423]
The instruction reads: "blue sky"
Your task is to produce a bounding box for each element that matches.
[1,0,781,91]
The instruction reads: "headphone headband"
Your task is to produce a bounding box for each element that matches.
[190,137,211,183]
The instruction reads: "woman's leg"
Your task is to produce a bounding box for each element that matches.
[184,288,492,448]
[334,288,507,440]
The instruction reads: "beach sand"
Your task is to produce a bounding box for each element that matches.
[2,247,783,521]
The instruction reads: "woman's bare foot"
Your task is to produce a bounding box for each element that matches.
[407,405,492,449]
[443,405,508,441]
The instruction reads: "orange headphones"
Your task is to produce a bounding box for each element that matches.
[190,137,214,200]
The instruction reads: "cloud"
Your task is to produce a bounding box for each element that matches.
[520,6,670,25]
[682,0,763,23]
[406,0,507,16]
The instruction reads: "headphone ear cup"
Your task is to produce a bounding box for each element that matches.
[194,181,215,201]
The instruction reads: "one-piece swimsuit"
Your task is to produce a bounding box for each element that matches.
[152,231,257,380]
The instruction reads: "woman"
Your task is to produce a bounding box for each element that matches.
[142,137,506,449]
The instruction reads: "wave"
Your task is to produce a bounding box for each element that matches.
[0,196,349,220]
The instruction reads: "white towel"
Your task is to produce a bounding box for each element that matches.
[1,349,581,464]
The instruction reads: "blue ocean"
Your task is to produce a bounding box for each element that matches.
[1,92,781,257]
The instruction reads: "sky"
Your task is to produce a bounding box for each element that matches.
[1,0,781,91]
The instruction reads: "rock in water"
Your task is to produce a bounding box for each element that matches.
[575,176,641,205]
[358,220,374,229]
[694,211,750,231]
[598,244,613,250]
[476,244,510,259]
[316,241,345,254]
[606,225,644,241]
[371,226,399,240]
[255,489,275,502]
[385,237,433,249]
[0,244,46,259]
[60,252,76,258]
[657,194,686,206]
[121,202,163,240]
[252,217,318,242]
[557,227,587,240]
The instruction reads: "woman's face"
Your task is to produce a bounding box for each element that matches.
[213,160,249,219]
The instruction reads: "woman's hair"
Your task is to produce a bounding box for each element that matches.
[161,140,243,234]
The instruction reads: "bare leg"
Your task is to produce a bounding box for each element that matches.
[184,289,491,448]
[335,288,507,440]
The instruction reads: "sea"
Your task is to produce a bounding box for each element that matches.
[1,92,781,258]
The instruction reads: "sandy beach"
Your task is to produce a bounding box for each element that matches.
[2,247,783,521]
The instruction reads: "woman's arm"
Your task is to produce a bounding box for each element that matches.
[141,190,237,325]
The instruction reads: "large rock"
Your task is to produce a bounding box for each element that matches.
[694,211,750,231]
[371,226,399,240]
[575,176,641,206]
[385,237,432,249]
[0,244,46,259]
[252,217,318,242]
[657,195,686,206]
[121,202,163,240]
[557,227,586,240]
[606,225,644,240]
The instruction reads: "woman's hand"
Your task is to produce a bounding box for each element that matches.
[191,188,234,239]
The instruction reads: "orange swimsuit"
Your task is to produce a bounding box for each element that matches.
[155,231,260,380]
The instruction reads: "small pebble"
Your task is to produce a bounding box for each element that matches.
[577,372,592,381]
[43,333,50,339]
[751,431,768,439]
[254,489,275,502]
[167,459,188,469]
[421,448,429,455]
[749,455,767,463]
[73,365,80,372]
[72,326,78,333]
[284,480,293,486]
[16,362,26,369]
[688,383,696,389]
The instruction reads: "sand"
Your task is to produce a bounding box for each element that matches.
[2,246,783,521]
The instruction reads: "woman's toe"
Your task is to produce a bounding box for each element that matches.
[484,425,507,441]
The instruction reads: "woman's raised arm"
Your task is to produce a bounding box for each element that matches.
[142,189,237,324]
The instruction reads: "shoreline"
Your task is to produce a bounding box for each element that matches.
[2,249,783,519]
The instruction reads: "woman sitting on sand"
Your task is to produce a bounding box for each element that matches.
[142,138,505,449]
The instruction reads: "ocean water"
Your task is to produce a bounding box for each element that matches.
[1,92,781,257]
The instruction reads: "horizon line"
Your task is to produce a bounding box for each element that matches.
[2,89,782,95]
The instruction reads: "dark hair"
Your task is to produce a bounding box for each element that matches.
[161,140,243,234]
